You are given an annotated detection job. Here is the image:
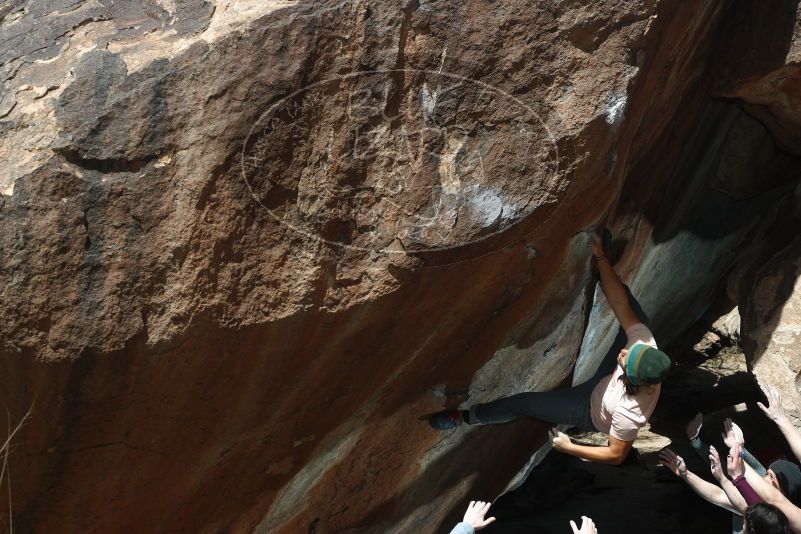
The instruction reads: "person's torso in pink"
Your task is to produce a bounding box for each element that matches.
[589,323,660,442]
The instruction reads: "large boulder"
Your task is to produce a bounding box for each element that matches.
[744,233,801,423]
[733,190,801,425]
[0,1,799,532]
[712,0,801,426]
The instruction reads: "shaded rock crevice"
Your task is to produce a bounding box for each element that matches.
[57,148,158,174]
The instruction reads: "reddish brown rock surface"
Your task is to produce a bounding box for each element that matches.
[0,1,800,533]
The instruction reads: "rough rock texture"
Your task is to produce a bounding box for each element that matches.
[736,223,801,425]
[713,1,801,156]
[1,1,801,533]
[714,0,801,428]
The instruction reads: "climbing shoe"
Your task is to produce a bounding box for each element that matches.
[428,409,464,430]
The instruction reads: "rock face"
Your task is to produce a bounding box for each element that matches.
[737,227,801,424]
[0,1,800,533]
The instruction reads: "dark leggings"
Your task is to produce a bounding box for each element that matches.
[469,286,650,430]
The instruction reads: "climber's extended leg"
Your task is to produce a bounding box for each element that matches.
[468,376,599,427]
[428,377,600,430]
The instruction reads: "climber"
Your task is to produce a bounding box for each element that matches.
[428,233,672,465]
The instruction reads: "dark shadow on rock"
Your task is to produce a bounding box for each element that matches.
[737,231,801,375]
[338,419,547,533]
[615,0,801,393]
[650,352,763,435]
[485,451,594,527]
[480,441,731,534]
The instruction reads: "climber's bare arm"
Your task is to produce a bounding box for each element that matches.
[591,235,639,331]
[551,428,632,465]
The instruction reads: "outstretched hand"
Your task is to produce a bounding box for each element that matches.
[727,443,745,479]
[722,418,745,449]
[709,446,726,482]
[570,516,598,534]
[658,448,687,477]
[686,413,703,440]
[462,501,495,530]
[758,384,788,424]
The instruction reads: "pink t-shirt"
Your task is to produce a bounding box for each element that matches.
[589,323,660,442]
